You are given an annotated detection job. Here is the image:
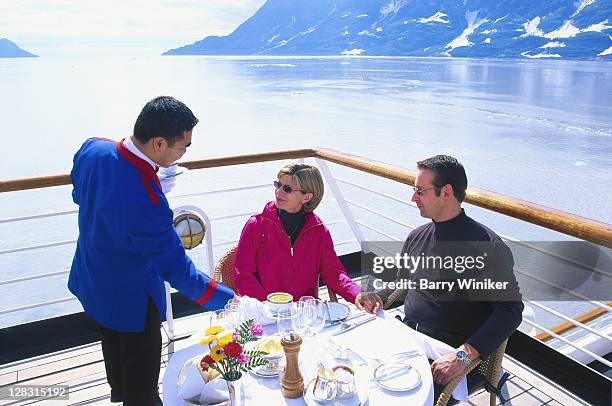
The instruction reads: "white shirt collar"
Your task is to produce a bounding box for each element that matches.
[123,137,157,170]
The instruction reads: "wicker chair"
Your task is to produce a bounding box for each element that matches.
[213,246,238,290]
[213,246,338,302]
[435,339,510,406]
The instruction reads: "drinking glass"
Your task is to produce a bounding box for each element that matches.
[305,299,326,336]
[298,295,315,304]
[290,302,307,336]
[276,312,293,339]
[210,309,228,328]
[225,301,242,330]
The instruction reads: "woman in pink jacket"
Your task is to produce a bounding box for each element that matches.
[234,163,382,312]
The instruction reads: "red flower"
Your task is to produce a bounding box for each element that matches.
[200,354,215,371]
[223,342,243,358]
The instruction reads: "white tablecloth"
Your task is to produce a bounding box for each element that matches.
[163,311,435,405]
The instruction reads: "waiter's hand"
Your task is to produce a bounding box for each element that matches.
[355,291,383,314]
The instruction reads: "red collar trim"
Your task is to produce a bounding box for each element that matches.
[116,140,162,204]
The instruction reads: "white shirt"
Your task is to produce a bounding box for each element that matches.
[123,136,157,170]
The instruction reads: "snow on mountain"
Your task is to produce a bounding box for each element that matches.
[164,0,612,59]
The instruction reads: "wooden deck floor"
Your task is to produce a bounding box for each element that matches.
[0,310,589,406]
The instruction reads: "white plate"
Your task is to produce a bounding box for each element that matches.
[324,302,351,324]
[303,376,368,406]
[251,366,280,378]
[373,362,421,392]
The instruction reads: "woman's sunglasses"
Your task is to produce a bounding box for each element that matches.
[274,180,304,194]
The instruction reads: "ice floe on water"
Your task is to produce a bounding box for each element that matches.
[248,64,296,68]
[477,107,612,137]
[341,48,365,55]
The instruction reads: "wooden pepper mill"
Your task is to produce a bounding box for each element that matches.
[280,333,304,398]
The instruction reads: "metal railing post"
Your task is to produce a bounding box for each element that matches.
[315,158,366,251]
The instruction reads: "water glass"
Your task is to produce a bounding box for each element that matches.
[225,301,242,330]
[276,312,293,339]
[210,309,228,328]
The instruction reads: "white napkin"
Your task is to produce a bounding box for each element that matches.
[238,296,276,325]
[159,177,176,194]
[411,329,468,401]
[177,356,229,404]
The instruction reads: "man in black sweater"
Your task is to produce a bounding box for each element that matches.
[378,155,523,398]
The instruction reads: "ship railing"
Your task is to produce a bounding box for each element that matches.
[0,148,610,374]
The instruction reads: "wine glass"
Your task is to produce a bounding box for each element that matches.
[290,302,307,337]
[305,299,326,336]
[299,295,315,304]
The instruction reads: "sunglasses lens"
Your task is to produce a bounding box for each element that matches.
[274,181,293,193]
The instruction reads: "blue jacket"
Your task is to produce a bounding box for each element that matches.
[69,138,234,332]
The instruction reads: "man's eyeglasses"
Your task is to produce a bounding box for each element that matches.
[274,181,304,194]
[412,186,438,196]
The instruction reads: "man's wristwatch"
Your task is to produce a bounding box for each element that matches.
[456,350,471,366]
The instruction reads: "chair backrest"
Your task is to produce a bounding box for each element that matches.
[435,338,509,406]
[214,246,237,291]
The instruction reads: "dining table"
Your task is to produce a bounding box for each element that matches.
[163,309,435,405]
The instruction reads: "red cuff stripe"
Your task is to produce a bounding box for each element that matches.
[195,279,218,306]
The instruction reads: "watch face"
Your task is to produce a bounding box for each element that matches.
[456,350,469,363]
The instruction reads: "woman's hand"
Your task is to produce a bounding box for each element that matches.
[355,291,384,314]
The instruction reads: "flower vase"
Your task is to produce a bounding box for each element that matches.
[225,373,243,406]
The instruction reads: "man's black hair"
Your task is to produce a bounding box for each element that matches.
[417,155,468,202]
[133,96,198,146]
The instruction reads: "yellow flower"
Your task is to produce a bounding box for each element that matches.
[199,335,217,346]
[210,345,226,362]
[217,333,234,346]
[205,325,225,336]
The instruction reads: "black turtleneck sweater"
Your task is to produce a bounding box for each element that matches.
[278,208,306,246]
[403,210,524,358]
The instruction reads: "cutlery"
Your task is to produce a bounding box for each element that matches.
[323,300,333,321]
[372,364,412,382]
[332,315,376,336]
[346,348,368,366]
[326,311,368,327]
[391,350,422,360]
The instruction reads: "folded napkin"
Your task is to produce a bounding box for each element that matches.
[177,355,229,404]
[238,296,276,325]
[411,329,468,401]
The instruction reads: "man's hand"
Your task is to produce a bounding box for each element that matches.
[355,291,383,314]
[431,344,479,386]
[430,352,465,386]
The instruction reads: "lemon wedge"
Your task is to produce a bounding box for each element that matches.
[257,337,282,354]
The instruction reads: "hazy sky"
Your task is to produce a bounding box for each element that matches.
[0,0,267,57]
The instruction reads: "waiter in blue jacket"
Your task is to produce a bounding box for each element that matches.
[69,96,234,405]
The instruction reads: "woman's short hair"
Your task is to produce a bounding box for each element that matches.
[277,163,324,212]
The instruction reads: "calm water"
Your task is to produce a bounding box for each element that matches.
[1,56,610,327]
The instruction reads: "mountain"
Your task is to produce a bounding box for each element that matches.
[0,38,38,58]
[164,0,612,59]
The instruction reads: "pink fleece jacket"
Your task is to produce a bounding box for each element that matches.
[234,202,361,303]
